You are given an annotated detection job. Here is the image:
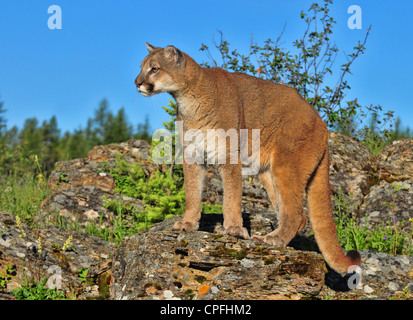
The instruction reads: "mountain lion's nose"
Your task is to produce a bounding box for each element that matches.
[135,77,142,87]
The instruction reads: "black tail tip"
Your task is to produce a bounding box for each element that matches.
[346,250,361,266]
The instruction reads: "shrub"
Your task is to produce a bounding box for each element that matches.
[102,155,185,237]
[200,0,395,143]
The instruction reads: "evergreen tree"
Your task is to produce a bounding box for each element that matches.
[391,118,412,140]
[91,98,110,145]
[161,99,181,176]
[18,118,43,158]
[64,129,90,160]
[135,115,151,142]
[162,99,178,133]
[40,116,61,171]
[103,107,133,144]
[0,99,6,138]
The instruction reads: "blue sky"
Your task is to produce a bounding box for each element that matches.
[0,0,412,135]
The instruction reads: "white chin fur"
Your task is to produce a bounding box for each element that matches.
[139,90,154,97]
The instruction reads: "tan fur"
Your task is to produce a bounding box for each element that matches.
[135,43,361,273]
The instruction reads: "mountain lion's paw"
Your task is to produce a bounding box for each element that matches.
[225,226,249,239]
[252,234,286,246]
[172,220,196,232]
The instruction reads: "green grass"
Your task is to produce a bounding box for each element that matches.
[360,127,390,156]
[333,187,413,255]
[0,174,50,221]
[12,278,69,300]
[202,203,223,214]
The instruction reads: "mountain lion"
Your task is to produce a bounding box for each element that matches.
[134,43,361,273]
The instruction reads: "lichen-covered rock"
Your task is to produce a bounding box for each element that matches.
[110,215,327,300]
[110,214,413,300]
[359,180,413,232]
[378,139,413,180]
[323,250,413,300]
[328,131,371,208]
[357,138,413,232]
[38,140,151,230]
[0,211,115,300]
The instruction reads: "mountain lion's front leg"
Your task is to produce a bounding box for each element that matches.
[172,162,205,232]
[220,163,249,239]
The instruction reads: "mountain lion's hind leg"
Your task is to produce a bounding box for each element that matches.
[253,166,307,246]
[259,171,278,212]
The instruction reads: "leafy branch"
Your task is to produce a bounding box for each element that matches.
[199,0,393,137]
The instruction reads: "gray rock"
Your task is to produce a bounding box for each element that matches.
[0,211,115,300]
[110,223,327,300]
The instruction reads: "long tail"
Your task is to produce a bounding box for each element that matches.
[306,143,361,274]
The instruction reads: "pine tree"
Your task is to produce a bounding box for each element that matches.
[162,99,178,133]
[103,107,133,144]
[391,118,412,140]
[40,116,61,171]
[91,98,110,145]
[0,99,7,174]
[135,115,151,142]
[18,118,43,158]
[63,129,90,160]
[0,99,6,138]
[161,99,181,176]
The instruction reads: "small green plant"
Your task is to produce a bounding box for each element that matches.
[84,215,112,242]
[0,263,15,288]
[358,112,394,156]
[50,236,74,253]
[61,235,73,252]
[12,278,68,300]
[105,155,185,228]
[15,215,27,238]
[390,286,411,300]
[51,242,61,252]
[58,171,69,183]
[78,268,89,284]
[333,187,413,255]
[202,203,223,214]
[360,128,390,156]
[81,154,186,244]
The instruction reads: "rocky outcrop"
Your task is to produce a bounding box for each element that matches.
[359,140,413,233]
[0,211,114,300]
[2,210,413,300]
[1,132,413,300]
[37,140,153,230]
[328,133,413,231]
[110,219,327,300]
[111,214,413,300]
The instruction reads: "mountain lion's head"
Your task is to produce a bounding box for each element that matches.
[135,43,186,97]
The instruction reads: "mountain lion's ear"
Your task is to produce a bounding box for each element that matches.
[145,42,159,53]
[164,46,184,65]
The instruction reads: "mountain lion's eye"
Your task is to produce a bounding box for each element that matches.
[152,67,159,73]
